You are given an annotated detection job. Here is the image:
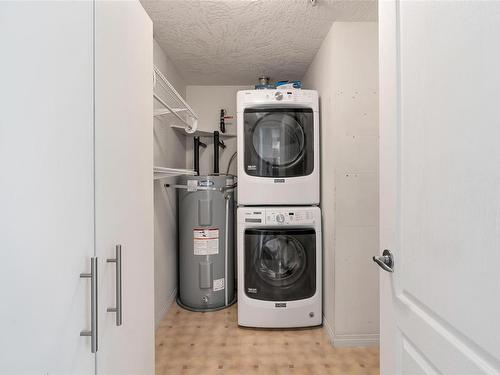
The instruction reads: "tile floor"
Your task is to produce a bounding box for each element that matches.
[156,303,379,375]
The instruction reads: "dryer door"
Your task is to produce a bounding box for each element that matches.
[244,228,316,301]
[244,108,314,177]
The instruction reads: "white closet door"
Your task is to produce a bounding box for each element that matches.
[379,1,500,373]
[0,2,95,374]
[94,1,154,374]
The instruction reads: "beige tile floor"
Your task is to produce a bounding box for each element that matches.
[156,303,379,375]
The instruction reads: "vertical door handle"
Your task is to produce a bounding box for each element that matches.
[80,257,98,353]
[107,245,122,326]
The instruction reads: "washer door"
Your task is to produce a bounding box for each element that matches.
[244,228,316,301]
[256,235,306,287]
[244,108,314,177]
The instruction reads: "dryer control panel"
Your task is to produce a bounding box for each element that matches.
[237,89,319,112]
[265,209,315,225]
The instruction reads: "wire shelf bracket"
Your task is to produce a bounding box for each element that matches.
[153,65,199,133]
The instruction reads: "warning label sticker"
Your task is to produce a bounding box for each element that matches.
[213,278,225,292]
[193,228,219,255]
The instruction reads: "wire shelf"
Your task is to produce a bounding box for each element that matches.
[153,166,196,180]
[153,66,198,133]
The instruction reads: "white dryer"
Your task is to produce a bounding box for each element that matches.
[237,89,319,205]
[237,206,322,328]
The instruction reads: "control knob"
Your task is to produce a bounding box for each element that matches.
[275,91,283,101]
[276,214,285,223]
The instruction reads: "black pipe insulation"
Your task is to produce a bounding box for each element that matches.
[213,131,219,174]
[213,131,226,174]
[193,136,206,176]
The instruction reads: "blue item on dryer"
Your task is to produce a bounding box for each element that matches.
[275,80,302,89]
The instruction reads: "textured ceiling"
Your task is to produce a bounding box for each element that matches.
[141,0,377,85]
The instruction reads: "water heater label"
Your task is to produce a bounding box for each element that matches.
[213,278,224,292]
[193,228,219,255]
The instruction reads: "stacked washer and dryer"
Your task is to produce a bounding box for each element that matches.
[236,89,322,328]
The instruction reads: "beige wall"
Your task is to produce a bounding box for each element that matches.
[302,22,379,346]
[153,39,187,327]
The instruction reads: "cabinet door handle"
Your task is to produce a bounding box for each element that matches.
[107,245,122,326]
[80,257,98,353]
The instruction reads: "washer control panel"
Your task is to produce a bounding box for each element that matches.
[242,208,316,225]
[265,209,315,225]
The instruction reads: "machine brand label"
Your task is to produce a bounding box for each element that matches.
[274,179,285,183]
[247,165,257,171]
[199,180,215,187]
[187,179,198,192]
[247,288,257,294]
[275,303,287,308]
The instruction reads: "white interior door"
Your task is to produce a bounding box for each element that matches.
[94,1,154,374]
[0,2,95,373]
[379,1,500,374]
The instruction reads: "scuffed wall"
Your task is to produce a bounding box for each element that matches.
[303,22,379,346]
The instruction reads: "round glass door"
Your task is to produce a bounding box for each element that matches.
[255,235,307,287]
[252,113,305,167]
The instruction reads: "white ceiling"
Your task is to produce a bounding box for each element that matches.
[140,0,377,85]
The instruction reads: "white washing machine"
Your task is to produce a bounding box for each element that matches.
[237,89,320,205]
[237,206,322,328]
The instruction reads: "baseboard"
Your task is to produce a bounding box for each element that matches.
[322,315,335,344]
[332,333,380,347]
[155,287,177,329]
